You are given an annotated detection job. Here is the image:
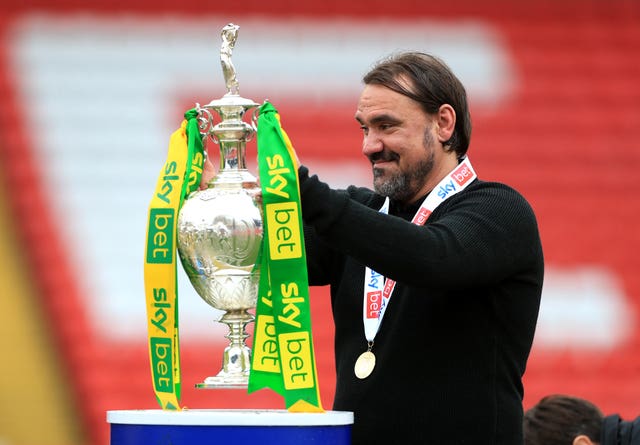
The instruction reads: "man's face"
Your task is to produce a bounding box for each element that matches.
[355,83,440,204]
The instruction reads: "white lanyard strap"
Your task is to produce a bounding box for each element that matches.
[362,157,477,343]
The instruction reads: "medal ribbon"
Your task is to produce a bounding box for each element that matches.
[362,158,477,345]
[143,109,204,410]
[249,101,324,412]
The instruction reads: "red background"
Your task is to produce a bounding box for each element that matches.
[1,1,639,444]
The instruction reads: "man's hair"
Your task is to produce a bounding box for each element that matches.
[362,51,472,159]
[523,394,604,445]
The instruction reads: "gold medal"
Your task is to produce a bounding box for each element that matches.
[354,350,376,379]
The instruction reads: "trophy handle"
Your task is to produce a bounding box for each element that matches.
[246,107,259,143]
[196,103,219,145]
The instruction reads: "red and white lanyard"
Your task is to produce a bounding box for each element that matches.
[361,157,477,346]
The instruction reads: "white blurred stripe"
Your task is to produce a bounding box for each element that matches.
[535,266,632,349]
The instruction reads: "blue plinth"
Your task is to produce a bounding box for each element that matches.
[107,409,353,445]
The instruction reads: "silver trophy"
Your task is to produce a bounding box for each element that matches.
[177,23,262,388]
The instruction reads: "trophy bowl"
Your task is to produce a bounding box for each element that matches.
[177,165,262,389]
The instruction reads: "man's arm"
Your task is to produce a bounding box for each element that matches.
[299,166,542,290]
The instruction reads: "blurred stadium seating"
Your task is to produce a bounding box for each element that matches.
[1,1,639,444]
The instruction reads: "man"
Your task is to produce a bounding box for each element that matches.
[524,394,640,445]
[297,52,544,444]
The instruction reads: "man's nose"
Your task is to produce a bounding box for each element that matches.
[362,132,383,157]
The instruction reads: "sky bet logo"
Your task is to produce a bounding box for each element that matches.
[451,163,474,187]
[437,163,474,199]
[413,208,432,225]
[150,337,174,393]
[146,208,174,264]
[266,202,302,260]
[366,290,382,319]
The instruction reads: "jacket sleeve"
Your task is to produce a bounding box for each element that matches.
[299,166,542,290]
[303,222,336,286]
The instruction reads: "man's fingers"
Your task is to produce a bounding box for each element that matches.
[200,156,216,189]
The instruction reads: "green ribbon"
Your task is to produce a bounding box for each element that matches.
[249,101,323,412]
[143,108,203,410]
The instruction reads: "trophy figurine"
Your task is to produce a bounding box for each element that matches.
[177,23,262,388]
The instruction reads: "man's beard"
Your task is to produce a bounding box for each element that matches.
[371,130,436,203]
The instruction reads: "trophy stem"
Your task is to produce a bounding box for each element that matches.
[196,309,254,389]
[219,140,246,171]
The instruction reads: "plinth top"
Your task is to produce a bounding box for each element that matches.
[106,409,354,426]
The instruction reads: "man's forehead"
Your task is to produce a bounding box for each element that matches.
[355,84,419,121]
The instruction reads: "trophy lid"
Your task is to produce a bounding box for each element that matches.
[203,94,258,110]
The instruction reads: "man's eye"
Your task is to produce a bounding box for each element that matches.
[360,126,369,135]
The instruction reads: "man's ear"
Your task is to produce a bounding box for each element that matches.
[436,104,456,143]
[573,434,596,445]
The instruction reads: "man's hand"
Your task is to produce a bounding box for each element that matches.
[199,152,216,189]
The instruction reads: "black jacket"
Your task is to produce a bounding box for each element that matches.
[299,165,544,445]
[602,415,640,445]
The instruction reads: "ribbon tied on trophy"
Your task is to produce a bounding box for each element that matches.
[143,23,323,412]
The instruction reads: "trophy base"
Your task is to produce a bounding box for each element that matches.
[196,374,249,389]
